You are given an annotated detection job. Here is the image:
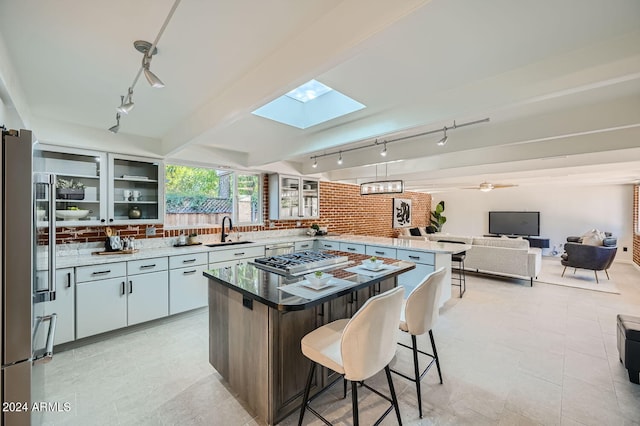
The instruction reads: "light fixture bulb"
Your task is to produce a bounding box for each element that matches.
[337,152,343,165]
[312,158,318,168]
[381,142,387,156]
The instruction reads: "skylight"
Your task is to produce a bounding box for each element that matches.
[252,79,365,129]
[285,80,333,103]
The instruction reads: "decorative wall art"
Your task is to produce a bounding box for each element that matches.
[392,198,412,228]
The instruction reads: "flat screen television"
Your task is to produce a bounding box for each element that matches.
[489,211,540,236]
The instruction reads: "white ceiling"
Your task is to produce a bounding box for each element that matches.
[1,0,639,193]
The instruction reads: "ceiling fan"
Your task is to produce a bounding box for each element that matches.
[463,182,518,192]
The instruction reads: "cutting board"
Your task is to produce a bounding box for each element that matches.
[92,249,139,255]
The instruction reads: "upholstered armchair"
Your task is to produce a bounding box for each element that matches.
[560,242,617,283]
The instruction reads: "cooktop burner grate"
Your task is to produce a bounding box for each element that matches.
[251,250,349,276]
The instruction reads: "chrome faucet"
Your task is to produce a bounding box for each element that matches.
[221,216,233,242]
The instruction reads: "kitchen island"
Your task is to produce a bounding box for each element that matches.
[204,251,415,425]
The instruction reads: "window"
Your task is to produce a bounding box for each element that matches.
[165,164,262,227]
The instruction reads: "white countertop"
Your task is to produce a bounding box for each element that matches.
[42,233,469,270]
[319,235,471,254]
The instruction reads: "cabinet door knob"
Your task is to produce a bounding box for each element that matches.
[101,219,106,223]
[109,218,114,223]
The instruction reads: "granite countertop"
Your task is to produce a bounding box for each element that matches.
[203,251,415,311]
[318,234,471,254]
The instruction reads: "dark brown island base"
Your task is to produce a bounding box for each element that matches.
[204,251,415,425]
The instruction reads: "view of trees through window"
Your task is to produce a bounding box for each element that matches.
[165,164,261,227]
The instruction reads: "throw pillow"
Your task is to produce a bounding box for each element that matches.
[581,229,604,246]
[409,227,422,236]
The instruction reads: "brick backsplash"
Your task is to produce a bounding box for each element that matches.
[40,176,431,244]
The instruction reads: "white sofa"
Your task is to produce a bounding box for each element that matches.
[399,233,542,286]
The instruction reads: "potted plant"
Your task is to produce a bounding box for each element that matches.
[188,232,198,245]
[56,178,85,200]
[430,200,446,233]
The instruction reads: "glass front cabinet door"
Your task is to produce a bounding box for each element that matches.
[268,174,319,220]
[108,154,164,224]
[34,145,108,226]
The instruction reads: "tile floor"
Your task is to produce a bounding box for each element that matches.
[42,260,640,425]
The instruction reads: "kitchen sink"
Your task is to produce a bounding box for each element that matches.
[206,241,254,248]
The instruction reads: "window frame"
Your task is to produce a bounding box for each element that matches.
[164,162,263,229]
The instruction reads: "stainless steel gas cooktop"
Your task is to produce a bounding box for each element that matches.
[251,250,349,276]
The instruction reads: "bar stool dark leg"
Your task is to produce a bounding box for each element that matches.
[351,380,359,426]
[298,362,316,426]
[429,330,443,384]
[411,335,423,418]
[385,365,402,425]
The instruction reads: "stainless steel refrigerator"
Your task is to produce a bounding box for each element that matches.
[1,128,57,426]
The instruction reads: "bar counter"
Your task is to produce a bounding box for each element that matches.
[204,251,415,425]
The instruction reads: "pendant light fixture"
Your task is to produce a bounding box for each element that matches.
[360,163,404,195]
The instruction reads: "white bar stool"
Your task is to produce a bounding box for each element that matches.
[298,286,405,425]
[391,267,446,418]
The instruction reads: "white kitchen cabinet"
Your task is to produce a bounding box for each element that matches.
[76,276,128,339]
[40,268,75,345]
[108,153,164,224]
[396,249,451,307]
[35,144,163,226]
[339,242,366,254]
[208,245,265,264]
[294,240,314,251]
[169,253,210,315]
[316,239,340,250]
[268,174,319,220]
[365,245,397,259]
[34,145,107,226]
[127,270,169,325]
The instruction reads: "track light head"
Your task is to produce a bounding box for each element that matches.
[337,152,343,165]
[142,55,165,88]
[380,141,387,156]
[108,113,121,133]
[117,88,135,114]
[437,127,448,146]
[312,158,318,168]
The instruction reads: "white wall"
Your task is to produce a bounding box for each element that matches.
[434,184,634,263]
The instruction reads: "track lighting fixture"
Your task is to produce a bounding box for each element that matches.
[437,127,448,146]
[380,141,387,156]
[107,0,181,132]
[109,113,121,134]
[309,117,489,169]
[117,88,135,114]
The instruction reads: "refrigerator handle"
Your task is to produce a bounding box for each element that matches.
[32,314,57,365]
[47,174,57,295]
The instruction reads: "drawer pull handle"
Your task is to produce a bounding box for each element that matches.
[347,247,356,251]
[183,270,197,275]
[140,264,156,269]
[300,244,309,248]
[92,270,111,275]
[182,259,197,263]
[375,251,385,255]
[233,252,245,256]
[408,255,420,260]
